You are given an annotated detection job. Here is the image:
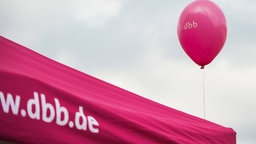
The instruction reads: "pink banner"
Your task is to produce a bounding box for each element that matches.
[0,36,236,144]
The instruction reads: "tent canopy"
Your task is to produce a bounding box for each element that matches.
[0,36,236,144]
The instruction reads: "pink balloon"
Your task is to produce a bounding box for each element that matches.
[177,0,227,69]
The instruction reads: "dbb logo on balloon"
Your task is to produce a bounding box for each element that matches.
[184,21,197,30]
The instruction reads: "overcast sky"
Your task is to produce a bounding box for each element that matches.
[1,0,256,143]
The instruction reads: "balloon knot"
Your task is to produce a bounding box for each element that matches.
[200,66,205,69]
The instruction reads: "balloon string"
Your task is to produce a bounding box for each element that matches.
[202,68,206,119]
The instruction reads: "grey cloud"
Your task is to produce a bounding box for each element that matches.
[218,1,256,68]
